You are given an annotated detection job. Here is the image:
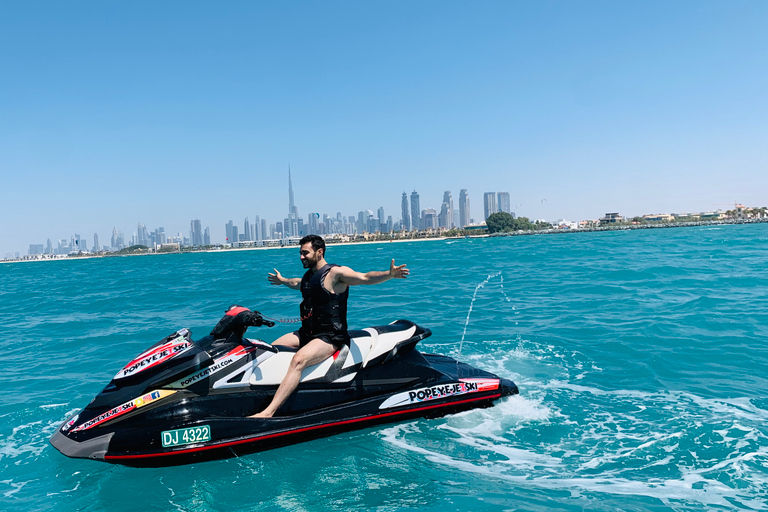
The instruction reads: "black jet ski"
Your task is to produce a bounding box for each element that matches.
[50,306,519,467]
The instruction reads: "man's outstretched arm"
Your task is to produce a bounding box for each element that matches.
[335,259,409,286]
[267,268,302,290]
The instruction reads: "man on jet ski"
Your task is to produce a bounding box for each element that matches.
[249,234,409,418]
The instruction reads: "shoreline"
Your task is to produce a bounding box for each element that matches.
[3,217,766,265]
[0,235,450,265]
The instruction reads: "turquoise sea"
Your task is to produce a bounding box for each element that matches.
[2,224,767,511]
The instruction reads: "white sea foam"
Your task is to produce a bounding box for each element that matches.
[40,403,69,409]
[381,423,763,508]
[377,369,768,510]
[2,478,32,498]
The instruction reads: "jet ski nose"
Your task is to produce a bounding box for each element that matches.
[50,429,114,461]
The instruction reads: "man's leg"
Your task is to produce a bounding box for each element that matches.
[249,338,337,418]
[271,331,300,348]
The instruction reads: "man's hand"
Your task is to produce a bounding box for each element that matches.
[268,268,284,286]
[389,259,409,279]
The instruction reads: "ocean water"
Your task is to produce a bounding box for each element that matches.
[1,224,767,511]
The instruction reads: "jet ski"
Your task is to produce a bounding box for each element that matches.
[50,306,519,467]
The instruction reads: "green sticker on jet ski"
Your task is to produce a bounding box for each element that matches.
[161,425,211,447]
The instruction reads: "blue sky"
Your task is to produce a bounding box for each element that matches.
[1,1,767,254]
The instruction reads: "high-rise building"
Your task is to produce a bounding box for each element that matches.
[225,220,234,244]
[261,219,268,240]
[287,167,298,237]
[497,192,511,214]
[308,212,320,234]
[71,233,86,252]
[111,227,123,250]
[401,192,411,231]
[439,203,450,229]
[137,222,149,246]
[483,192,497,220]
[440,191,454,229]
[410,190,421,231]
[378,207,385,227]
[47,238,54,254]
[357,211,366,233]
[190,219,203,246]
[422,208,438,229]
[203,227,211,245]
[153,227,166,246]
[243,217,251,241]
[459,189,471,228]
[254,215,261,241]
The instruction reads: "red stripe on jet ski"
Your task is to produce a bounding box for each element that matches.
[104,393,502,461]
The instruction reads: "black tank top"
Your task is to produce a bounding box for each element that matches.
[300,263,349,335]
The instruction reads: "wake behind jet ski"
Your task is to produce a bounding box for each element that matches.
[50,306,519,467]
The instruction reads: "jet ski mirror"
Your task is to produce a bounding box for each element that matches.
[210,305,274,340]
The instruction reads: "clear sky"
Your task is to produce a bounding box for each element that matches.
[1,1,767,255]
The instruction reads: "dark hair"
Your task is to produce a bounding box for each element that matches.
[299,234,325,254]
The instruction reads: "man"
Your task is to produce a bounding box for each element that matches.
[249,234,409,418]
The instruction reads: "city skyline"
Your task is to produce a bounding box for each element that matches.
[13,172,756,258]
[2,2,767,256]
[14,182,512,257]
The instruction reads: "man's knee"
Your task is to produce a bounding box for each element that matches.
[290,339,334,370]
[289,350,309,370]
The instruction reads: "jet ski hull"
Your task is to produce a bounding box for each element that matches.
[50,318,519,467]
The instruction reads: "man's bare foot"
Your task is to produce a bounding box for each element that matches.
[248,411,273,418]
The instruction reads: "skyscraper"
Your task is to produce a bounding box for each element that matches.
[243,217,251,241]
[459,189,471,228]
[111,227,124,250]
[401,192,411,231]
[497,192,511,214]
[410,190,421,231]
[254,215,261,241]
[357,211,366,233]
[288,167,298,237]
[190,219,203,246]
[225,220,234,244]
[137,222,149,246]
[422,208,438,229]
[440,191,454,229]
[203,227,211,245]
[483,192,498,220]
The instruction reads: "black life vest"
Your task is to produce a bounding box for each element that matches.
[300,263,348,335]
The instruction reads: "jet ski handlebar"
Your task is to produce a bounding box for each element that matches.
[210,305,274,339]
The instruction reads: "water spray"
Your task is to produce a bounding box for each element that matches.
[458,270,505,356]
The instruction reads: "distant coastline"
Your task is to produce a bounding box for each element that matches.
[487,217,768,238]
[2,217,766,265]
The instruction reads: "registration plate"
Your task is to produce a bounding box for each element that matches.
[161,425,211,447]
